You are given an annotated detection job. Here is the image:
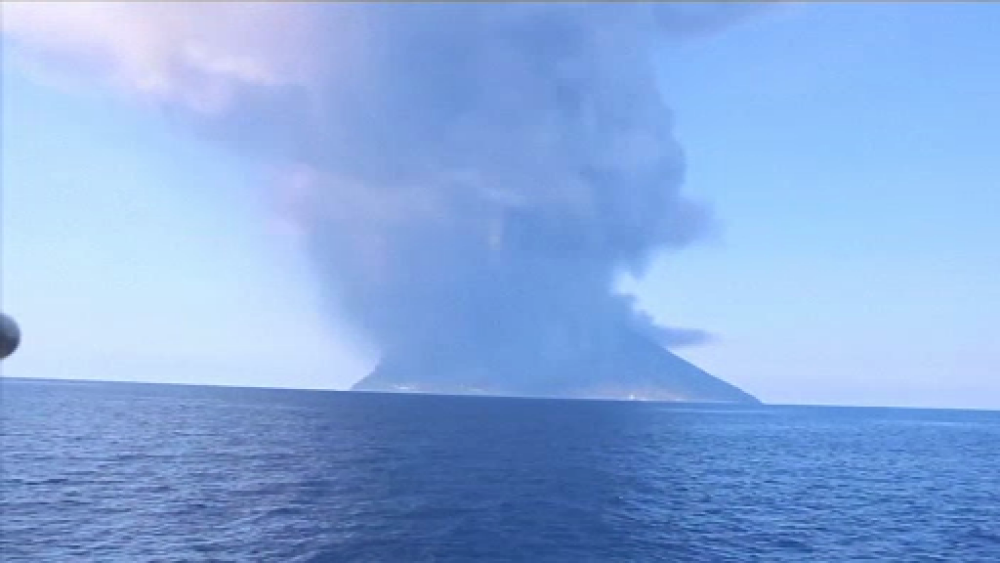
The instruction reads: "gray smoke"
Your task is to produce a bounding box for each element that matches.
[3,3,763,387]
[261,4,715,363]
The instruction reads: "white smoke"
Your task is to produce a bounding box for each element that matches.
[1,2,319,113]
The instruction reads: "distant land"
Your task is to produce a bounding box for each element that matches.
[352,330,760,404]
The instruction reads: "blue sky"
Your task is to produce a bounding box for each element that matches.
[2,3,998,408]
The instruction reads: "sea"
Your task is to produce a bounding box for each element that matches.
[2,377,998,562]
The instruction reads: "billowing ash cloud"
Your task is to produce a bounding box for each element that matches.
[3,3,761,387]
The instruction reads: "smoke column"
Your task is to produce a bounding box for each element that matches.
[3,3,765,399]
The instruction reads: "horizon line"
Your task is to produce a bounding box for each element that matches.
[2,375,997,414]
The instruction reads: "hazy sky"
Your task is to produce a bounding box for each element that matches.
[2,3,998,409]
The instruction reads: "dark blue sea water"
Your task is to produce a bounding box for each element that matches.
[2,378,998,562]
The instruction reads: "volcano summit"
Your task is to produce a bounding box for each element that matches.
[352,327,759,404]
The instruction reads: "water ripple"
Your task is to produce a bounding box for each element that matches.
[3,379,999,562]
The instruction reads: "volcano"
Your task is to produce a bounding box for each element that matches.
[351,328,759,404]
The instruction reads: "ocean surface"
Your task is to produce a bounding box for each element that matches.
[2,378,998,562]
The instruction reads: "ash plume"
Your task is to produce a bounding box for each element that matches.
[3,3,763,400]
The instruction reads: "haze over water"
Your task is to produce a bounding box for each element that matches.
[3,378,998,562]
